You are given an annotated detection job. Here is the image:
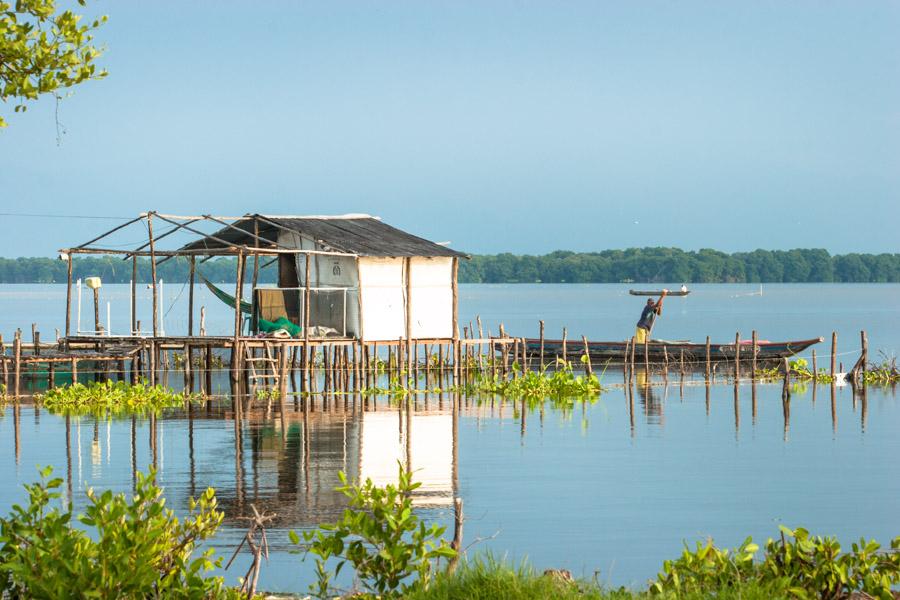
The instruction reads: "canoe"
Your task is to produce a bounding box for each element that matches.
[629,290,690,296]
[497,337,823,364]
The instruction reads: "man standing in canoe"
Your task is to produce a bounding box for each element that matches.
[635,289,667,344]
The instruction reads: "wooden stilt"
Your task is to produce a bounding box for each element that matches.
[539,320,545,369]
[581,335,592,377]
[65,255,74,337]
[148,212,159,336]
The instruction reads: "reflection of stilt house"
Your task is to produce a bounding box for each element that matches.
[178,214,468,341]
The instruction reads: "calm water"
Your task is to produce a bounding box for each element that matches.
[1,283,898,592]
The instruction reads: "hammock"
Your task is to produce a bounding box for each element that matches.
[198,273,303,337]
[198,273,252,314]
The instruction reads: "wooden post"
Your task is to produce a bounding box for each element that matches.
[539,320,545,369]
[231,251,245,381]
[131,255,138,335]
[644,337,649,373]
[148,212,159,336]
[451,257,459,345]
[830,332,837,382]
[734,332,741,381]
[705,336,711,380]
[629,336,636,382]
[13,332,21,398]
[623,337,630,383]
[0,334,7,391]
[679,349,684,376]
[92,286,101,335]
[751,330,758,380]
[860,330,868,385]
[561,327,568,363]
[782,357,791,401]
[304,254,311,340]
[65,254,74,338]
[188,256,195,336]
[812,349,818,382]
[581,335,592,377]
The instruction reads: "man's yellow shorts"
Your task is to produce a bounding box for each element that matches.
[635,327,648,344]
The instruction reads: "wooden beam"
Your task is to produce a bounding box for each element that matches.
[74,215,145,249]
[405,257,413,342]
[121,218,201,260]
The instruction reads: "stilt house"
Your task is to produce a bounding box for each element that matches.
[178,214,468,341]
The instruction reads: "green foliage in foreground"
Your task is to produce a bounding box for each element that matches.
[0,467,242,599]
[292,464,457,599]
[404,555,790,600]
[653,526,900,600]
[38,380,198,416]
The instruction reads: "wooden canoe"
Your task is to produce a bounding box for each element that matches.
[629,289,690,296]
[497,337,823,364]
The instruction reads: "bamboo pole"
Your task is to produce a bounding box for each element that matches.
[562,327,568,363]
[623,337,630,383]
[734,332,741,381]
[148,212,159,336]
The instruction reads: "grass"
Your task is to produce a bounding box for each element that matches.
[403,555,791,600]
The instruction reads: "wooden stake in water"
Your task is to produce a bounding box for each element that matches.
[539,320,545,369]
[812,349,817,382]
[734,332,741,382]
[830,332,837,383]
[751,330,758,380]
[861,330,868,385]
[562,328,568,363]
[782,357,791,401]
[581,335,592,377]
[705,336,711,380]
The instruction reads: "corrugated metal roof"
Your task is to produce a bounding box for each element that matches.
[178,215,468,258]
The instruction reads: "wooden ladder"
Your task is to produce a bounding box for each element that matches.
[244,342,280,385]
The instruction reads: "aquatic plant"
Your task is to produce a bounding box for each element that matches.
[651,525,900,600]
[862,356,900,385]
[467,358,604,400]
[0,467,241,599]
[291,464,456,599]
[38,380,199,416]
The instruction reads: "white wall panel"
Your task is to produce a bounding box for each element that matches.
[409,257,453,339]
[358,257,405,341]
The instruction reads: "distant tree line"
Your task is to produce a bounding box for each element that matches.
[461,248,900,283]
[0,248,898,284]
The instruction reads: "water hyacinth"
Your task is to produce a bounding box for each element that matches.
[38,380,199,416]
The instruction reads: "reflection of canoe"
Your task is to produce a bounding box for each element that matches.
[629,289,690,296]
[500,337,823,364]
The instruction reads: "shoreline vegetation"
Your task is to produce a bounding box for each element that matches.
[2,461,898,599]
[1,248,899,284]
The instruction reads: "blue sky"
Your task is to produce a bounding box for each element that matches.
[1,1,898,257]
